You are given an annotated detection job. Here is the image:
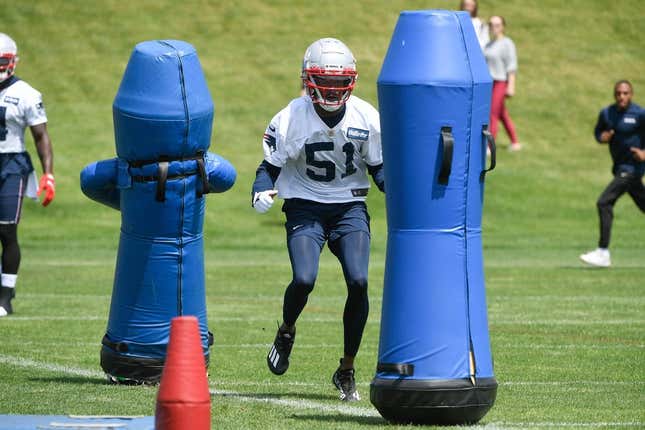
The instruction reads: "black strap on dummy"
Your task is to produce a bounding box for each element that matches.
[480,125,496,182]
[377,362,415,376]
[438,126,454,185]
[101,334,128,353]
[156,161,169,202]
[129,152,210,202]
[195,156,209,199]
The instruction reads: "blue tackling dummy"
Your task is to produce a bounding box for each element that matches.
[80,40,236,384]
[370,10,497,425]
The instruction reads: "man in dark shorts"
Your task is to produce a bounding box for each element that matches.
[0,33,55,316]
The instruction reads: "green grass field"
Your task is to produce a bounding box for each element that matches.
[1,0,644,429]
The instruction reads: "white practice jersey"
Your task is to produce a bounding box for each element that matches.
[263,95,382,203]
[0,79,47,153]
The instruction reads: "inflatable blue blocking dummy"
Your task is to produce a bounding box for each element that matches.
[81,40,236,384]
[370,11,497,425]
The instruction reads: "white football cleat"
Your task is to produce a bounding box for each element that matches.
[579,248,611,268]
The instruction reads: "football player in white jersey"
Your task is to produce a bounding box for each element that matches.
[252,38,384,402]
[0,33,55,317]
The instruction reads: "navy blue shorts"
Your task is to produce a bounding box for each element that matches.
[0,174,28,224]
[282,198,370,249]
[0,153,34,224]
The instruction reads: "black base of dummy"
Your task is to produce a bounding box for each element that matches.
[100,345,211,385]
[370,377,497,425]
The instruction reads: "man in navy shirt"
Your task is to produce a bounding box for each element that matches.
[580,80,644,267]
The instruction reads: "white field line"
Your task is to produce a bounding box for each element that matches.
[210,389,380,417]
[0,354,104,379]
[0,354,642,428]
[3,315,644,325]
[2,316,106,321]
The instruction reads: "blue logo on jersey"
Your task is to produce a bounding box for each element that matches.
[347,127,369,141]
[3,96,19,105]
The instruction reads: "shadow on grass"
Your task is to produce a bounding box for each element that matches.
[291,413,387,426]
[28,376,107,386]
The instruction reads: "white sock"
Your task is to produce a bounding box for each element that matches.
[1,273,17,288]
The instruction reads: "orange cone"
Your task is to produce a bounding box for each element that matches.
[155,316,211,430]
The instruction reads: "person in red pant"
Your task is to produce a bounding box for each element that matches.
[0,33,55,316]
[484,15,521,151]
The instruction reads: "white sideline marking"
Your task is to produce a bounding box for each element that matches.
[2,316,105,321]
[0,353,641,428]
[0,354,104,378]
[210,389,380,417]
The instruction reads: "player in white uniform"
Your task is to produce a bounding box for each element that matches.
[252,38,384,401]
[0,34,55,317]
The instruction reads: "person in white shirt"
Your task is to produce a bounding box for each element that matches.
[460,0,489,49]
[251,38,384,402]
[0,34,55,317]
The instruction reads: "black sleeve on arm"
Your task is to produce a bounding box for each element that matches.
[367,163,385,193]
[251,160,281,203]
[640,108,645,147]
[594,109,607,143]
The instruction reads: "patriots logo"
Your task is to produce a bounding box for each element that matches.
[263,132,277,152]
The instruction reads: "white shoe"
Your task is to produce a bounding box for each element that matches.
[579,248,611,267]
[508,143,522,151]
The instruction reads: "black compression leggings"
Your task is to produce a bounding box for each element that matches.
[283,231,370,357]
[0,224,20,275]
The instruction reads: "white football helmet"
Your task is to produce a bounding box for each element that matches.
[301,38,357,112]
[0,33,18,83]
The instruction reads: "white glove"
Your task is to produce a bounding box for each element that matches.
[253,190,278,214]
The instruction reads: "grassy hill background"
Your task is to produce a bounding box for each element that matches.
[1,1,643,429]
[6,0,645,259]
